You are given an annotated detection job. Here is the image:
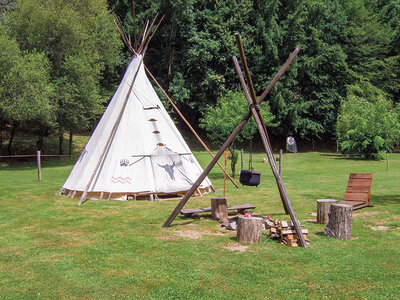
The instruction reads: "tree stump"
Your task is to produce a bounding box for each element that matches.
[237,216,263,244]
[211,197,228,222]
[324,204,353,240]
[317,199,338,224]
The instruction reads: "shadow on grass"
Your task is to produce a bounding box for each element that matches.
[208,173,238,181]
[371,194,400,205]
[0,156,78,170]
[319,153,367,161]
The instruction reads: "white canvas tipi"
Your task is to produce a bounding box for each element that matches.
[61,54,212,204]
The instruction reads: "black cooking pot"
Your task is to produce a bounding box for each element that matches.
[239,169,261,187]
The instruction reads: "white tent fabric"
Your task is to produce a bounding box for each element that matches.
[61,55,212,200]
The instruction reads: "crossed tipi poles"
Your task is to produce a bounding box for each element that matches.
[163,33,308,249]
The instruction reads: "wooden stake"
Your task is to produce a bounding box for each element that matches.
[132,1,138,51]
[279,149,283,176]
[37,150,41,181]
[224,150,228,196]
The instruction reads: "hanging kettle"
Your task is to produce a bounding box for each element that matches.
[239,144,261,187]
[239,169,261,186]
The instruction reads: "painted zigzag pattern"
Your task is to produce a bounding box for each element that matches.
[111,176,132,184]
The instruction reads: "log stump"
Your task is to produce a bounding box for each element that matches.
[237,216,263,244]
[324,204,353,240]
[317,199,338,224]
[211,197,228,222]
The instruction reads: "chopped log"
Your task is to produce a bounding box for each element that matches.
[237,216,263,244]
[211,197,228,221]
[324,204,353,240]
[317,199,338,224]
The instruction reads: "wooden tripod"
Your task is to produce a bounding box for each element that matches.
[162,33,307,249]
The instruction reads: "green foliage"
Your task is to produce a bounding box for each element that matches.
[55,56,103,132]
[200,91,274,145]
[2,52,54,127]
[0,0,122,152]
[0,28,54,129]
[336,81,400,159]
[200,90,274,175]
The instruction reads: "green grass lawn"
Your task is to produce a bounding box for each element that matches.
[0,149,399,299]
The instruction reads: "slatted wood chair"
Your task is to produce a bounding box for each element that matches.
[337,173,373,210]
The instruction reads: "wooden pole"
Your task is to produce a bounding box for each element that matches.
[241,149,244,170]
[233,55,291,214]
[132,1,138,51]
[163,44,300,228]
[223,150,228,196]
[233,32,307,248]
[37,150,41,181]
[78,57,144,206]
[142,15,165,54]
[279,149,283,176]
[145,66,238,189]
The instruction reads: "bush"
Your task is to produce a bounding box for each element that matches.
[200,91,275,176]
[336,83,400,159]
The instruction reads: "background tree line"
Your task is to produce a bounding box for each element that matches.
[0,0,399,158]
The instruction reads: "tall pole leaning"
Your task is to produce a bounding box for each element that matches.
[163,43,301,229]
[233,33,307,248]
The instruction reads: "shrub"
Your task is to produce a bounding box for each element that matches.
[336,83,400,159]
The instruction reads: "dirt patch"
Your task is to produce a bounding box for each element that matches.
[155,235,178,241]
[310,212,317,217]
[175,230,202,239]
[174,229,227,239]
[224,243,248,252]
[369,225,390,231]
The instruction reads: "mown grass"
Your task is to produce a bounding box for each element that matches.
[0,147,399,299]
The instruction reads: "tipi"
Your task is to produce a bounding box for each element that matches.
[60,15,212,205]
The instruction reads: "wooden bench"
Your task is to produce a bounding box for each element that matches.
[180,204,256,218]
[337,173,373,210]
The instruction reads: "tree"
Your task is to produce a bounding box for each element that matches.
[336,81,400,159]
[200,90,275,176]
[4,0,122,153]
[267,0,352,144]
[0,51,54,153]
[0,28,54,153]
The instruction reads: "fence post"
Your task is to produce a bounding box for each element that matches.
[37,151,41,181]
[279,149,283,176]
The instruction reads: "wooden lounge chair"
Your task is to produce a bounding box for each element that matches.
[337,173,373,210]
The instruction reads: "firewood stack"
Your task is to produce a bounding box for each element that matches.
[266,219,310,247]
